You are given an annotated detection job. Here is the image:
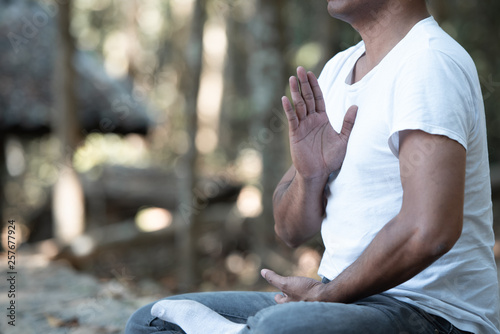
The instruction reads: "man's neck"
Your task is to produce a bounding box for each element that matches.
[352,1,430,73]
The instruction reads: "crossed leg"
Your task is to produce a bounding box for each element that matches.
[126,291,459,334]
[124,291,276,334]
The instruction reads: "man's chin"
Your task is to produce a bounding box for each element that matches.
[327,2,346,21]
[326,0,357,23]
[326,1,347,18]
[326,2,338,18]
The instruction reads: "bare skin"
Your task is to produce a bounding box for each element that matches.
[272,67,357,247]
[330,0,430,81]
[266,0,465,304]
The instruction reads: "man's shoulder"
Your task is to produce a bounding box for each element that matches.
[402,17,477,77]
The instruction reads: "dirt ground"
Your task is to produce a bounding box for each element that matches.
[1,248,500,334]
[0,250,163,334]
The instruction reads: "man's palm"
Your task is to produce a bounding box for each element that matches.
[283,67,357,180]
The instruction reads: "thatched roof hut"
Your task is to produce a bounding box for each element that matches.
[0,0,151,136]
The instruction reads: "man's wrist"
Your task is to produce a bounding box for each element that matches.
[295,170,330,188]
[315,278,349,303]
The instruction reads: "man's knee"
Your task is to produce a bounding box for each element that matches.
[245,302,317,334]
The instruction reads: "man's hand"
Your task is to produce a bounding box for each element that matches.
[261,269,325,304]
[283,66,357,180]
[272,67,357,247]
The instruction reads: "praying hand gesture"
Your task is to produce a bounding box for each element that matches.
[267,67,358,299]
[272,67,357,248]
[283,66,357,181]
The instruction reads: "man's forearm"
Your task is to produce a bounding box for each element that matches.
[261,213,457,305]
[273,166,328,247]
[319,131,464,304]
[320,213,456,304]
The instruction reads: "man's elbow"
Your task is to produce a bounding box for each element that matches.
[274,224,303,248]
[413,219,463,260]
[422,237,458,259]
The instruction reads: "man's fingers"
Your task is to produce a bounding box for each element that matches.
[307,71,326,113]
[274,293,288,304]
[262,269,290,304]
[289,76,307,120]
[340,105,358,141]
[282,96,299,131]
[261,269,286,290]
[297,66,315,114]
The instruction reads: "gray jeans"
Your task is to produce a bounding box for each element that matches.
[125,288,471,334]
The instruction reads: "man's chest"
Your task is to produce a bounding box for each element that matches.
[325,81,397,163]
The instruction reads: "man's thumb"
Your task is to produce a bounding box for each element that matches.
[340,105,358,140]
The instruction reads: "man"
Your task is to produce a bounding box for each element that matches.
[126,0,500,333]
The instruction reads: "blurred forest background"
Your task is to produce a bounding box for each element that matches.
[1,0,500,297]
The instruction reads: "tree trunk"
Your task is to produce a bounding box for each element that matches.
[220,13,250,161]
[247,0,288,253]
[0,135,4,252]
[175,0,207,292]
[51,0,85,245]
[124,0,140,82]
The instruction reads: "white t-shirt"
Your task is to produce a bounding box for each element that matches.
[317,17,500,334]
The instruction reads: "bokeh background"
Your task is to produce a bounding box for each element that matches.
[0,0,499,332]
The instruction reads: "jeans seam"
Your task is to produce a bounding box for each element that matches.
[210,300,276,321]
[215,310,249,321]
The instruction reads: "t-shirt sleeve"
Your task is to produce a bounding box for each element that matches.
[388,49,476,157]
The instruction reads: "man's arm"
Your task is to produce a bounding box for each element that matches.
[273,165,329,248]
[264,130,466,303]
[273,67,357,248]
